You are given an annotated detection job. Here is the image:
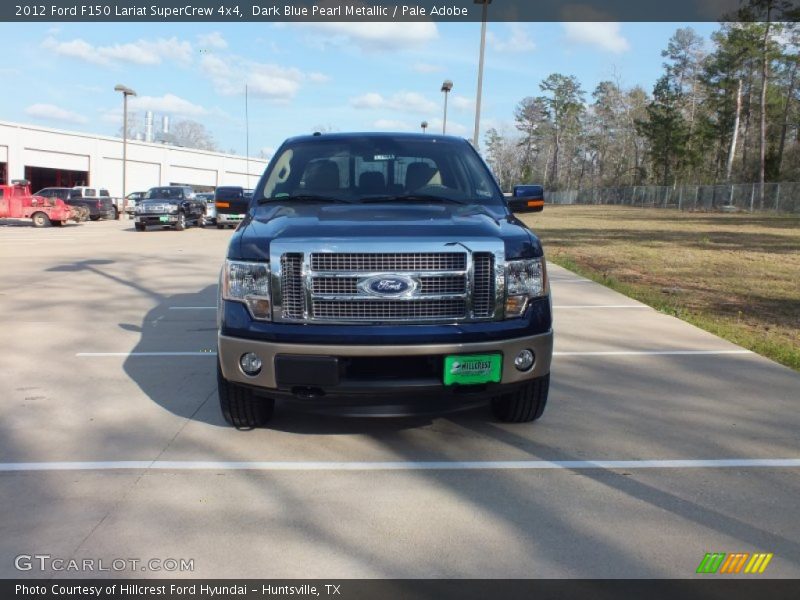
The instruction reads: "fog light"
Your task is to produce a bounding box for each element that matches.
[239,352,262,376]
[514,349,535,371]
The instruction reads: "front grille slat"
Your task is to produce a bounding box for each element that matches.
[311,276,466,296]
[313,299,466,321]
[280,253,305,319]
[311,253,466,272]
[472,253,494,318]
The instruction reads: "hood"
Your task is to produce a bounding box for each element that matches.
[233,202,542,261]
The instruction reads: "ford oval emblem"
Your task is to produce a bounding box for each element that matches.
[360,275,417,298]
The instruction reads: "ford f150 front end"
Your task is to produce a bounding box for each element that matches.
[217,132,552,428]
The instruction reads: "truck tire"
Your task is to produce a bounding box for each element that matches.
[490,374,549,423]
[217,223,224,230]
[175,212,186,231]
[31,212,51,228]
[112,206,119,220]
[197,213,206,228]
[135,223,146,232]
[89,216,100,221]
[217,360,274,428]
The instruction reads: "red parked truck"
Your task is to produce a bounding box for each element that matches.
[0,180,87,227]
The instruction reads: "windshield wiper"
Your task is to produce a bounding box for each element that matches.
[359,195,469,205]
[258,195,353,204]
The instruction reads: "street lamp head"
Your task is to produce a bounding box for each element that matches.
[441,80,453,93]
[114,84,137,96]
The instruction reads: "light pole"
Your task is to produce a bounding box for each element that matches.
[114,84,137,219]
[473,0,491,148]
[441,80,453,135]
[421,121,428,134]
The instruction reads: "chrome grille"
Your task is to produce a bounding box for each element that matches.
[276,245,500,324]
[280,253,305,319]
[311,253,466,272]
[472,253,494,317]
[313,299,466,321]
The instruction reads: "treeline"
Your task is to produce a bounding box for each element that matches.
[484,2,799,191]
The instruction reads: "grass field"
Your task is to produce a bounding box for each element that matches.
[520,206,800,371]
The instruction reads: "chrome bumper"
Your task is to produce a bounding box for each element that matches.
[218,330,553,390]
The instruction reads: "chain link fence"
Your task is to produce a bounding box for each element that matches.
[546,183,800,214]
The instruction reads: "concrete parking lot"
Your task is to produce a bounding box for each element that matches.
[1,218,799,578]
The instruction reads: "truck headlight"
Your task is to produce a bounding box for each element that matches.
[222,260,272,321]
[505,257,548,318]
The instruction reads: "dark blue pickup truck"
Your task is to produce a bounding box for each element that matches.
[217,132,552,428]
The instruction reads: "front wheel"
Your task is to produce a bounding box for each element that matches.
[174,212,186,231]
[196,213,206,228]
[31,212,51,228]
[218,360,274,428]
[490,374,550,423]
[89,215,100,222]
[216,223,224,230]
[135,223,146,232]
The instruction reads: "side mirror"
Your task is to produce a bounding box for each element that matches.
[508,185,545,213]
[507,196,544,213]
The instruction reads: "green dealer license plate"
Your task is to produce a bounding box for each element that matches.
[443,354,502,386]
[159,216,169,222]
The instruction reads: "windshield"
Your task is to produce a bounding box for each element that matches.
[145,187,184,200]
[256,136,505,206]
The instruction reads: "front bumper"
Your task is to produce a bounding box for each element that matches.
[135,214,179,225]
[217,213,245,225]
[218,330,553,405]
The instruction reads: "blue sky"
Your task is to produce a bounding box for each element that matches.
[2,21,719,157]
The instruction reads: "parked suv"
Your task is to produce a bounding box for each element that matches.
[214,186,253,229]
[134,186,206,231]
[216,132,552,428]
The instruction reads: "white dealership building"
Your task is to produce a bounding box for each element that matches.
[0,120,267,195]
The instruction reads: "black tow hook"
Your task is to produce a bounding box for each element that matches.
[292,386,326,400]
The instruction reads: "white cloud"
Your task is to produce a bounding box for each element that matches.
[425,118,469,137]
[200,54,325,102]
[197,31,228,50]
[351,91,438,114]
[488,24,536,53]
[412,62,443,74]
[130,94,207,117]
[296,22,438,51]
[451,95,475,112]
[25,103,88,125]
[372,119,414,131]
[42,36,193,66]
[308,72,332,84]
[561,22,630,54]
[260,147,276,160]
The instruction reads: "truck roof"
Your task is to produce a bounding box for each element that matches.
[283,131,468,144]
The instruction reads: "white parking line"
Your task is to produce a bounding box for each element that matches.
[553,350,753,356]
[1,458,799,472]
[77,352,216,357]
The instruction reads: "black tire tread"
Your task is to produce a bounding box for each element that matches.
[217,360,274,428]
[490,374,550,423]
